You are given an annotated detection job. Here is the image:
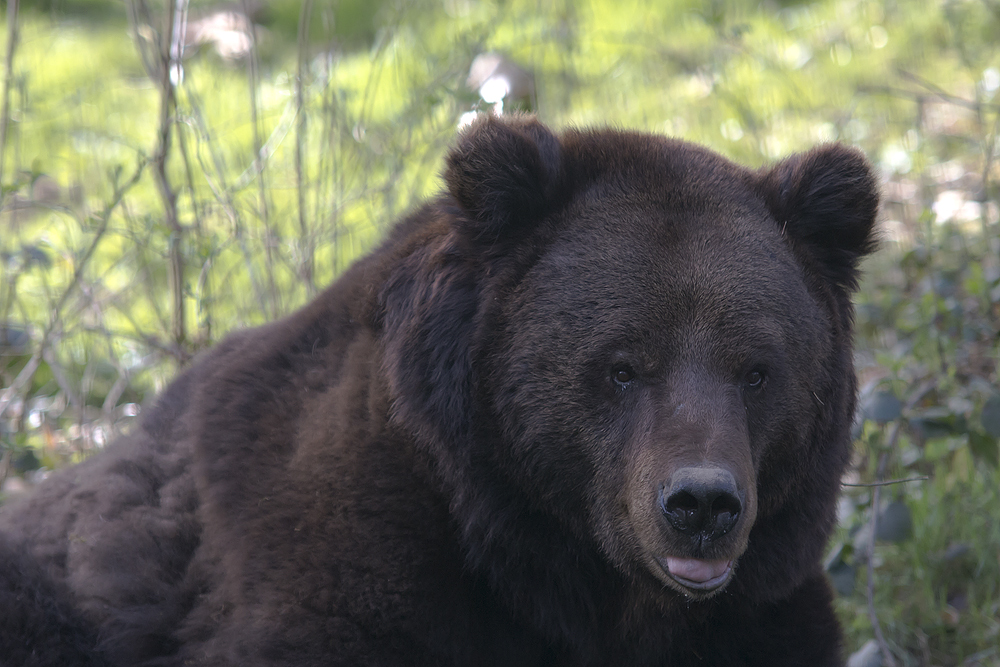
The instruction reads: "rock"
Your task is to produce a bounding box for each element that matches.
[847,639,883,667]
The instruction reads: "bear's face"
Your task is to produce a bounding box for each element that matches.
[383,115,877,604]
[487,174,836,598]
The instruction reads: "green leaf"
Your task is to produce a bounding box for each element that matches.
[924,437,961,462]
[12,448,41,473]
[867,391,902,424]
[982,394,1000,438]
[876,501,913,543]
[969,431,999,468]
[20,245,52,270]
[910,407,967,440]
[824,542,856,597]
[827,559,856,597]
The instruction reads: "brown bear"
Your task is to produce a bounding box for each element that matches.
[0,115,878,667]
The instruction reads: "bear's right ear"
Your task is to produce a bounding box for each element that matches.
[445,114,563,244]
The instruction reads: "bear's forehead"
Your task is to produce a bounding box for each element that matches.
[507,189,825,360]
[538,186,806,307]
[561,131,758,202]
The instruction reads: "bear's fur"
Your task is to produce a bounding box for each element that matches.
[0,115,878,666]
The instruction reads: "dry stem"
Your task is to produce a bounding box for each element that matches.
[0,0,20,188]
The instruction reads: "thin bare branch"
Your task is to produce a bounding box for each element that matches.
[842,476,929,488]
[866,450,898,667]
[182,84,273,318]
[0,158,147,420]
[150,0,187,352]
[241,0,279,316]
[126,0,159,80]
[0,352,40,422]
[0,0,20,189]
[295,0,316,294]
[861,379,935,667]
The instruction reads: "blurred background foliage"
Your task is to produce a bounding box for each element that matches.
[0,0,997,664]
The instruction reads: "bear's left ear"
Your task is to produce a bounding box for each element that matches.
[757,144,879,289]
[445,114,563,244]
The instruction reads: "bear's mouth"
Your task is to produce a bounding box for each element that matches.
[657,556,733,594]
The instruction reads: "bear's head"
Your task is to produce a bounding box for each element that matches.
[381,115,878,611]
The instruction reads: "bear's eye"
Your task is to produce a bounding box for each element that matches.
[745,369,765,390]
[611,365,635,386]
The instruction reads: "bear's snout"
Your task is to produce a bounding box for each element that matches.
[660,467,742,543]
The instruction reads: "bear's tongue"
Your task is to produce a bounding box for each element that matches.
[664,557,731,584]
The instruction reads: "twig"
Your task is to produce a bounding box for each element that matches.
[175,113,203,234]
[49,162,148,332]
[126,0,158,80]
[42,347,83,419]
[118,200,170,334]
[0,0,20,189]
[98,314,130,418]
[0,352,41,421]
[316,45,341,277]
[151,0,187,351]
[174,117,209,343]
[866,451,898,667]
[128,0,188,355]
[295,0,316,294]
[962,647,999,666]
[858,72,1000,113]
[861,379,935,667]
[241,0,278,317]
[842,476,928,487]
[0,447,10,488]
[898,68,988,111]
[230,95,299,191]
[193,249,214,342]
[0,158,147,420]
[182,89,270,315]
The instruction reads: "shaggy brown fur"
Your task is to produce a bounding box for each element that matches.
[0,115,878,666]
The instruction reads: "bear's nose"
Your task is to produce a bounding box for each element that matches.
[660,467,742,542]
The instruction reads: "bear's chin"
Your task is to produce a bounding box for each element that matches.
[654,556,735,598]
